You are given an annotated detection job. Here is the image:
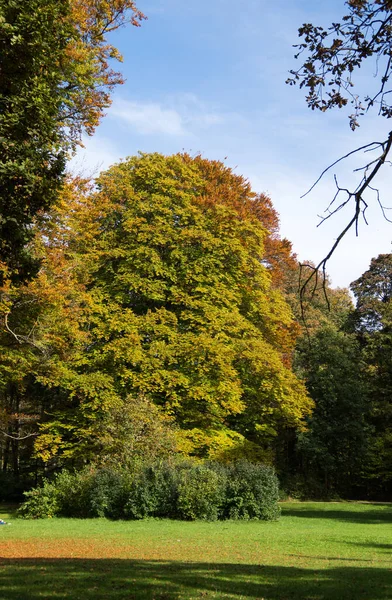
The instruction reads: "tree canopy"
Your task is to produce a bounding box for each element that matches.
[350,254,392,490]
[0,154,312,469]
[0,0,145,283]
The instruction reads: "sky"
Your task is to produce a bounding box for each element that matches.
[71,0,392,290]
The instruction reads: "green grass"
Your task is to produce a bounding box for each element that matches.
[0,502,391,599]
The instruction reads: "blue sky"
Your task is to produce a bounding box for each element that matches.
[72,0,392,289]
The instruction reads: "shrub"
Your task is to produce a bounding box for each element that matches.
[177,463,226,521]
[18,480,59,519]
[53,469,103,517]
[93,469,134,519]
[18,459,281,521]
[51,470,90,518]
[55,468,135,518]
[19,467,133,519]
[124,461,179,519]
[223,460,280,520]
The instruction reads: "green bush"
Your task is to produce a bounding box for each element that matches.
[93,469,134,519]
[223,460,281,520]
[124,461,179,519]
[55,468,134,518]
[18,468,133,519]
[177,463,226,521]
[51,470,90,517]
[18,459,281,521]
[18,480,59,519]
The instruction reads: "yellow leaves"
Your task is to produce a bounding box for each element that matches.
[77,154,312,443]
[1,155,312,464]
[70,0,146,37]
[56,1,146,146]
[34,432,63,462]
[176,428,273,463]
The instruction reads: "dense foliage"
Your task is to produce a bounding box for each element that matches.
[0,0,145,282]
[0,153,312,479]
[3,0,392,513]
[1,152,392,501]
[0,0,69,281]
[277,257,392,500]
[18,459,281,521]
[350,254,392,493]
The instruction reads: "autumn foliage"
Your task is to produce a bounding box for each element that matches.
[0,0,145,282]
[0,154,311,474]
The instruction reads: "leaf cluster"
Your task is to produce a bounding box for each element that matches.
[287,0,392,130]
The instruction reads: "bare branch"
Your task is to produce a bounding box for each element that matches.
[300,130,392,302]
[4,313,23,345]
[3,313,46,354]
[301,141,384,198]
[370,183,392,222]
[0,429,38,440]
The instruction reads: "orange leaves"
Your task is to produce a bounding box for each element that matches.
[57,0,146,146]
[70,0,146,38]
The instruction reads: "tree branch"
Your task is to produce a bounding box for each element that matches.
[0,429,38,440]
[300,130,392,303]
[301,141,384,198]
[4,313,46,354]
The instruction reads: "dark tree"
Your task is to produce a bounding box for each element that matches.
[351,254,392,494]
[351,253,392,331]
[0,0,145,283]
[0,0,70,281]
[293,325,370,498]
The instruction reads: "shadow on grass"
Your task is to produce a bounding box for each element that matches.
[346,541,392,553]
[0,558,391,600]
[282,504,392,524]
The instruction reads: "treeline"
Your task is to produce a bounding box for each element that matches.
[0,152,391,501]
[282,254,392,500]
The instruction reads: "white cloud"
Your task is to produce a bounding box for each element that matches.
[109,96,239,137]
[68,135,122,176]
[67,95,244,177]
[111,100,185,136]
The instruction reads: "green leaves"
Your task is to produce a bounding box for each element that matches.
[0,154,310,469]
[52,153,310,460]
[0,0,145,282]
[0,0,69,280]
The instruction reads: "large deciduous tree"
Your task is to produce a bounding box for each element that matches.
[79,154,311,461]
[0,0,145,283]
[1,155,312,470]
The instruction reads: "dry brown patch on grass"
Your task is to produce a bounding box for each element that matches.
[0,538,132,559]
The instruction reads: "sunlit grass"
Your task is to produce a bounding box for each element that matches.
[0,502,391,599]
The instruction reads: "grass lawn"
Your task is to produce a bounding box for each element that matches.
[0,502,391,599]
